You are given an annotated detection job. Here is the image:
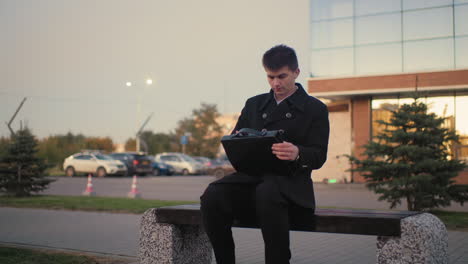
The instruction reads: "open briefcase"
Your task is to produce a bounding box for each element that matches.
[221,128,288,175]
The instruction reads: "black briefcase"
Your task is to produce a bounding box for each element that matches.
[221,128,288,174]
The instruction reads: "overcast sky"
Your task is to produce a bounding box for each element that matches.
[0,0,310,143]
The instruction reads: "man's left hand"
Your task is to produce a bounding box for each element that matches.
[272,141,299,161]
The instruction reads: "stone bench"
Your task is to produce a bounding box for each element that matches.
[139,204,448,264]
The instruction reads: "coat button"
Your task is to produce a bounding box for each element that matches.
[262,113,267,119]
[286,112,292,118]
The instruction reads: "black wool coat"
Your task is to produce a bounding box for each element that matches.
[216,83,330,209]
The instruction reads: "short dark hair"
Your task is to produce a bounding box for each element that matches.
[262,44,298,71]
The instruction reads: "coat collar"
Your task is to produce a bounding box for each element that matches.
[259,83,308,112]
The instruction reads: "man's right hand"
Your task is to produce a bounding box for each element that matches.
[271,141,299,161]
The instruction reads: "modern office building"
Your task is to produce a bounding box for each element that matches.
[308,0,468,183]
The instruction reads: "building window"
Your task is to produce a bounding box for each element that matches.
[371,97,413,137]
[455,95,468,162]
[455,4,468,36]
[403,38,454,72]
[403,7,453,41]
[403,0,452,10]
[372,95,468,162]
[355,13,401,45]
[309,0,467,78]
[310,48,354,76]
[456,37,468,68]
[355,43,402,74]
[311,19,354,49]
[355,0,401,16]
[311,0,353,21]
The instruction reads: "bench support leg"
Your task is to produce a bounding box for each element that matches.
[139,208,213,264]
[376,213,448,264]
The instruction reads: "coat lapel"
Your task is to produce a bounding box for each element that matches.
[263,101,295,126]
[261,83,308,127]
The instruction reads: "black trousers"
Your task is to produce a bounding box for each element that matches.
[200,177,314,264]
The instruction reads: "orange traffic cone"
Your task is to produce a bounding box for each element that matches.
[82,174,96,196]
[127,175,141,198]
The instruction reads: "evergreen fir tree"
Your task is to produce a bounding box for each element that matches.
[0,128,53,197]
[349,99,468,211]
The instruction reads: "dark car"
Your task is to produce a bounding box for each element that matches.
[109,152,153,176]
[148,156,175,176]
[206,158,235,178]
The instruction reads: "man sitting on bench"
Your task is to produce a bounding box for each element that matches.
[200,44,330,264]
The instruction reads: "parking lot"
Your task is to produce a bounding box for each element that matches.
[42,175,468,212]
[43,175,214,201]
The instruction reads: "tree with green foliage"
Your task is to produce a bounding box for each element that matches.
[174,103,224,158]
[125,138,137,151]
[0,129,53,197]
[37,133,85,166]
[83,137,115,152]
[37,133,114,167]
[0,137,10,159]
[139,131,177,154]
[349,99,468,211]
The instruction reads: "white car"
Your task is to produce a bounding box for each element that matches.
[63,152,127,177]
[155,152,204,175]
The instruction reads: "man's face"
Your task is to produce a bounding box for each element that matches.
[265,66,300,101]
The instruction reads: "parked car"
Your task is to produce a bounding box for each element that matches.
[63,152,127,177]
[109,152,153,176]
[193,156,212,174]
[193,156,211,166]
[155,152,204,175]
[147,155,175,176]
[206,158,235,178]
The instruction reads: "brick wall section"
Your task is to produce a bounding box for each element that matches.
[351,98,371,183]
[308,69,468,93]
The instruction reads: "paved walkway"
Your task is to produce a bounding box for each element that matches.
[1,207,468,264]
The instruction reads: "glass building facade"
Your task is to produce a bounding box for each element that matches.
[308,0,468,182]
[310,0,468,77]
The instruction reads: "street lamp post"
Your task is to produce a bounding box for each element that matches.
[126,79,153,152]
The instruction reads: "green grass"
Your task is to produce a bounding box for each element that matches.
[430,210,468,231]
[0,246,123,264]
[46,165,65,177]
[0,195,197,214]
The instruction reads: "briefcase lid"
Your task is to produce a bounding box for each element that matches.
[221,129,286,174]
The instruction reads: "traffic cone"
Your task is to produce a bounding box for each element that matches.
[82,174,96,196]
[127,175,141,198]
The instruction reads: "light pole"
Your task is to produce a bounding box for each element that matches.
[126,78,153,152]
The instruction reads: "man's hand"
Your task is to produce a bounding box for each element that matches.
[272,141,299,161]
